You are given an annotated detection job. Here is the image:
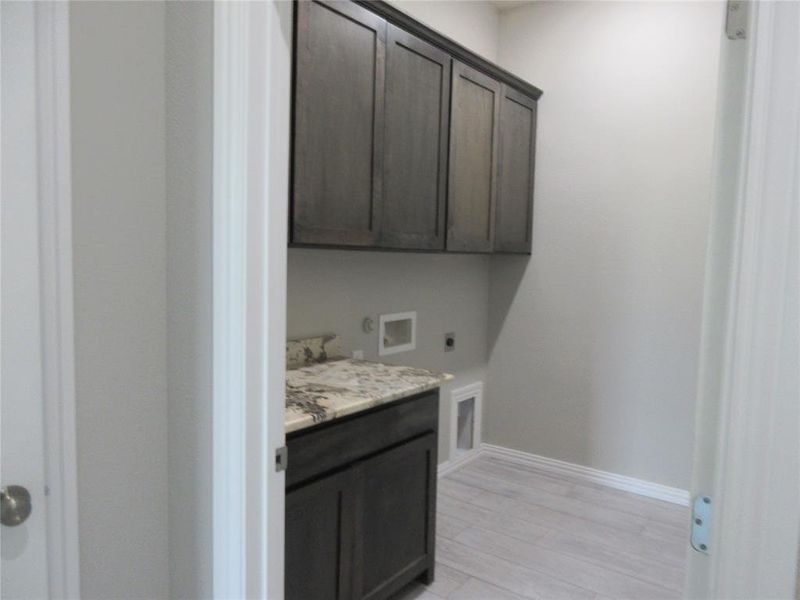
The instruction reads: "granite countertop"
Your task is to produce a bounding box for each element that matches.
[285,336,453,433]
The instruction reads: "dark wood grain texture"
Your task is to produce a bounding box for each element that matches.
[495,85,538,254]
[285,468,356,600]
[380,25,450,250]
[290,0,542,254]
[293,0,386,246]
[285,391,440,600]
[286,391,438,488]
[447,61,501,253]
[353,433,438,600]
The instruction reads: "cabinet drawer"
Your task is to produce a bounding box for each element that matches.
[287,391,439,488]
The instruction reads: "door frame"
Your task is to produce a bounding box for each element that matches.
[206,0,800,597]
[689,1,800,597]
[211,1,290,598]
[29,2,82,597]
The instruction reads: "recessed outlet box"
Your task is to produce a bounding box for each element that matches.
[444,332,455,352]
[379,311,416,356]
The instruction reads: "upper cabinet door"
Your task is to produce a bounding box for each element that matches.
[495,85,538,254]
[446,61,501,253]
[293,1,386,246]
[380,25,451,250]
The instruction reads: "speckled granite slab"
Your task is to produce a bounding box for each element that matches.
[286,359,453,433]
[286,334,343,370]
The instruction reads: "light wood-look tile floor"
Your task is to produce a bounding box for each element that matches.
[395,455,689,600]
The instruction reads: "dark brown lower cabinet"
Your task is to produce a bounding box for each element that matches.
[354,433,437,599]
[286,469,356,600]
[285,392,439,600]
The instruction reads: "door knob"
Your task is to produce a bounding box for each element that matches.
[1,485,32,527]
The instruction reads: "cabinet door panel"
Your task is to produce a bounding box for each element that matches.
[353,433,437,600]
[447,61,500,253]
[293,0,385,246]
[381,25,450,250]
[495,86,537,253]
[285,469,355,600]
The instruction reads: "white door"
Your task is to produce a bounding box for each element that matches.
[1,2,51,598]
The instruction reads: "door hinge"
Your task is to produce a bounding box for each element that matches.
[275,446,288,472]
[725,1,747,40]
[691,495,712,554]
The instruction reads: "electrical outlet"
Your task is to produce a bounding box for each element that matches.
[352,350,364,360]
[444,332,455,352]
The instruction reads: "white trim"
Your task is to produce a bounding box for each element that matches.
[705,1,800,597]
[212,2,289,598]
[437,448,482,478]
[448,382,483,463]
[475,445,690,506]
[35,3,81,597]
[437,443,690,507]
[378,311,417,356]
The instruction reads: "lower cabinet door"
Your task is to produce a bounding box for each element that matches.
[353,433,438,600]
[286,468,356,600]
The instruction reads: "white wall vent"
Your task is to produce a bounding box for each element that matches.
[450,382,483,461]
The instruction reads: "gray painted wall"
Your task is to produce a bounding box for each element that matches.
[70,2,169,597]
[288,250,490,462]
[165,2,213,599]
[486,1,723,489]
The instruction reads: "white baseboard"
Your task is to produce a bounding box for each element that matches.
[437,448,482,477]
[440,443,690,507]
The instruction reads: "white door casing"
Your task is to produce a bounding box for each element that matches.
[1,2,79,598]
[212,1,290,598]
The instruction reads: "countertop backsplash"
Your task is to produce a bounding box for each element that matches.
[286,334,344,370]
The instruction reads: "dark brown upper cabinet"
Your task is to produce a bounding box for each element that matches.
[446,61,501,253]
[495,85,538,254]
[293,0,386,247]
[380,25,451,251]
[290,0,542,254]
